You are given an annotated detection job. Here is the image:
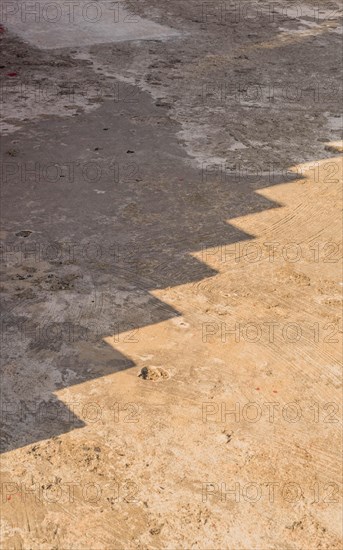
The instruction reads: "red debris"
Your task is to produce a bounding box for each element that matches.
[6,72,18,77]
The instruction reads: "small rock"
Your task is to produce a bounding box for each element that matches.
[139,366,169,381]
[15,230,32,238]
[149,525,163,535]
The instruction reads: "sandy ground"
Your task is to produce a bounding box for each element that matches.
[0,1,342,548]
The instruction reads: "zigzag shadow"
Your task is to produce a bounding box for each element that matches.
[0,89,303,453]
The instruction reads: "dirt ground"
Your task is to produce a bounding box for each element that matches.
[0,1,342,548]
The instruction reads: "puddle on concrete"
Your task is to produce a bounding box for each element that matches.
[3,0,179,49]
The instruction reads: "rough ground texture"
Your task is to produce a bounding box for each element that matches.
[0,0,342,548]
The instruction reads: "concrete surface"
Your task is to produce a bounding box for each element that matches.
[2,0,179,49]
[0,0,342,548]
